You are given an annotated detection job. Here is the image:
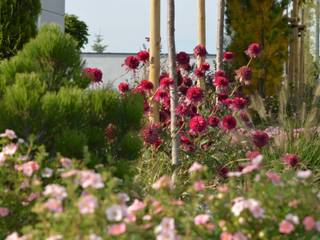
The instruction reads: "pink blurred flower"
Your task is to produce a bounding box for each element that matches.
[60,157,72,168]
[46,235,63,240]
[296,170,312,179]
[89,234,102,240]
[78,170,104,189]
[303,216,316,231]
[194,214,210,225]
[128,199,146,213]
[193,181,205,191]
[220,232,233,240]
[43,184,67,200]
[5,232,27,240]
[188,162,204,174]
[279,220,295,234]
[0,152,6,166]
[44,198,63,213]
[3,144,18,156]
[108,223,126,236]
[106,204,126,222]
[15,161,40,177]
[0,207,9,217]
[266,172,281,185]
[152,175,172,190]
[0,129,17,139]
[78,194,98,214]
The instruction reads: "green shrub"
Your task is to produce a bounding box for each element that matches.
[0,24,90,93]
[0,25,144,162]
[0,0,41,60]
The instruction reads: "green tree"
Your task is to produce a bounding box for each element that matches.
[0,0,41,60]
[225,0,290,96]
[64,14,89,49]
[0,24,143,163]
[92,34,107,53]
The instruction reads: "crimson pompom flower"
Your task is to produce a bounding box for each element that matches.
[194,44,207,57]
[224,51,234,61]
[194,68,205,78]
[137,50,149,63]
[214,70,226,78]
[213,76,229,88]
[186,86,203,103]
[176,51,190,65]
[124,56,140,70]
[232,97,247,110]
[118,82,129,93]
[218,92,228,102]
[139,80,154,91]
[142,124,161,146]
[180,135,192,145]
[199,62,210,72]
[84,68,103,83]
[154,89,169,102]
[189,115,207,133]
[208,116,220,128]
[236,66,252,85]
[218,166,229,178]
[252,130,269,148]
[160,77,174,88]
[182,77,193,87]
[282,154,299,167]
[245,43,262,58]
[222,115,237,130]
[105,123,117,140]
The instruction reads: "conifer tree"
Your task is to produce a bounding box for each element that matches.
[0,0,41,60]
[225,0,290,96]
[92,34,108,53]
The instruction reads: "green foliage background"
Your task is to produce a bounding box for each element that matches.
[225,0,291,96]
[64,14,89,50]
[0,0,41,60]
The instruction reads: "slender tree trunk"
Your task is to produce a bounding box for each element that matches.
[197,0,206,89]
[216,0,225,70]
[316,0,320,68]
[149,0,161,122]
[167,0,179,175]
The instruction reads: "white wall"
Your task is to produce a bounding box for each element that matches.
[81,53,216,88]
[39,0,65,31]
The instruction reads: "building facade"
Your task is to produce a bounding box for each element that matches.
[38,0,65,31]
[81,53,216,88]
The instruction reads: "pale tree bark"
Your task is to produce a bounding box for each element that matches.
[167,0,179,176]
[197,0,206,89]
[316,0,320,67]
[149,0,161,122]
[216,0,225,70]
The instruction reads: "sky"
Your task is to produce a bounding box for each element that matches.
[65,0,218,54]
